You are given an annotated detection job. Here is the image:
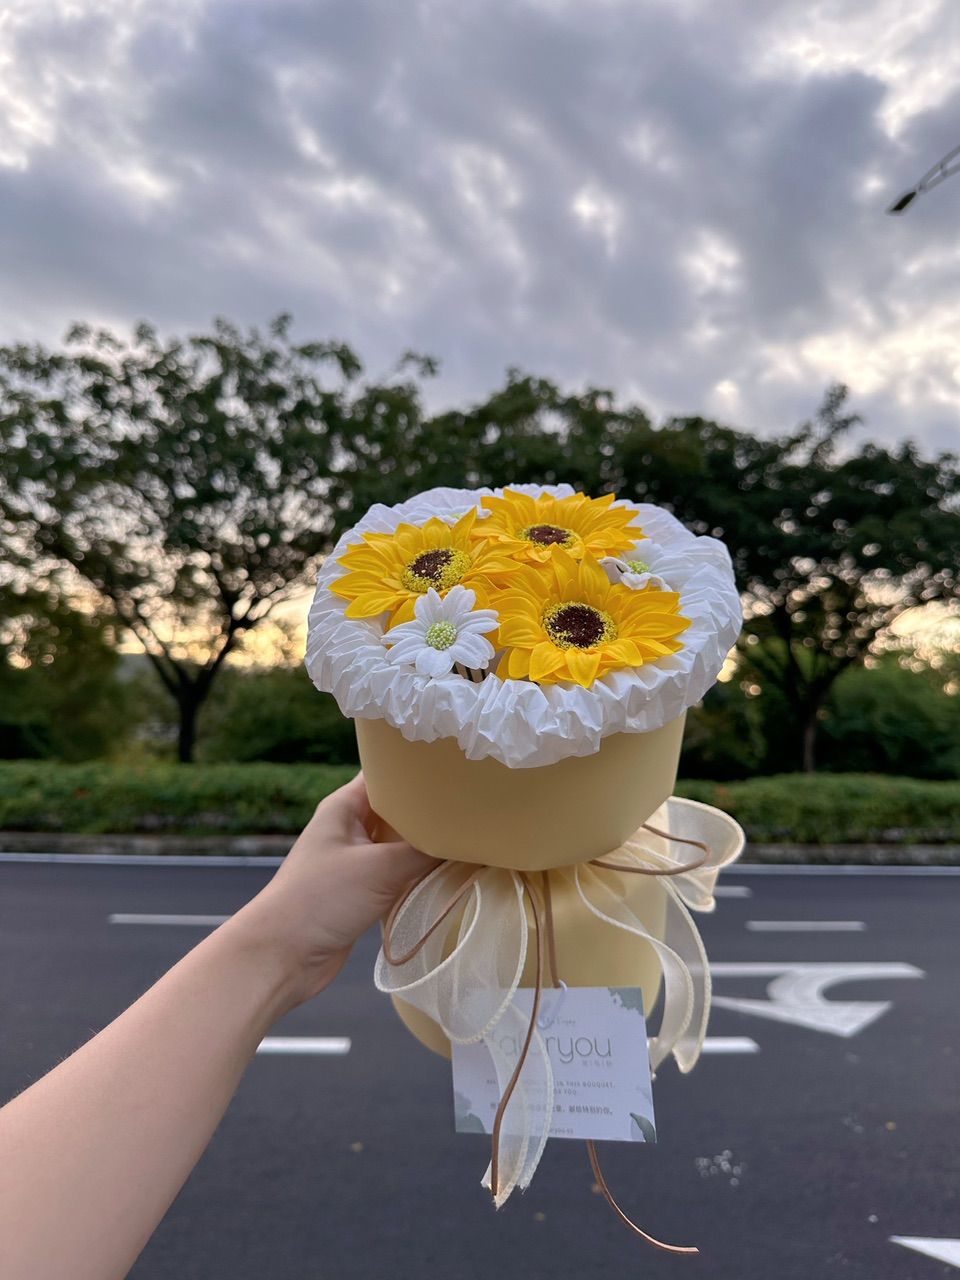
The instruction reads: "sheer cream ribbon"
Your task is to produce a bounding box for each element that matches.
[374,795,744,1240]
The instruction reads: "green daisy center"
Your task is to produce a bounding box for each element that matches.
[401,547,471,593]
[424,620,458,651]
[542,602,617,650]
[625,558,650,573]
[520,522,575,549]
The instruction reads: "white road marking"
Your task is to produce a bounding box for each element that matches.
[700,1037,759,1054]
[257,1037,351,1055]
[891,1237,960,1267]
[710,962,924,1037]
[714,886,752,899]
[745,920,865,932]
[109,913,230,926]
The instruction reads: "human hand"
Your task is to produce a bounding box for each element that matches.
[227,773,437,1010]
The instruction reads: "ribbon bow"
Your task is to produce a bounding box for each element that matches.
[375,796,744,1250]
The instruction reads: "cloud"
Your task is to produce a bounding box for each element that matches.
[1,0,959,450]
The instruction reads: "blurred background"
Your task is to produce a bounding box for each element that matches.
[0,0,958,846]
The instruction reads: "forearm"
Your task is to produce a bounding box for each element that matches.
[0,911,298,1280]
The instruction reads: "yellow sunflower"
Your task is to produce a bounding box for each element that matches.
[330,507,518,625]
[471,488,641,567]
[494,552,690,688]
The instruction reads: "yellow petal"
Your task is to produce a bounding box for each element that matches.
[498,617,544,647]
[529,641,566,681]
[344,593,398,618]
[452,507,478,539]
[506,647,532,680]
[563,648,602,687]
[605,638,644,665]
[577,553,613,600]
[390,596,420,625]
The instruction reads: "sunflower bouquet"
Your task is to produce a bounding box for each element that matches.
[326,489,690,686]
[306,485,745,1239]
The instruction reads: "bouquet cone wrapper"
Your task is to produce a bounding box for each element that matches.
[306,485,745,1215]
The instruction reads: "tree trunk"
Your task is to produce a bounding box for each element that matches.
[177,694,200,763]
[801,711,818,774]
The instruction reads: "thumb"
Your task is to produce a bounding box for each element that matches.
[361,838,440,896]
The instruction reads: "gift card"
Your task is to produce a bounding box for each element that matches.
[452,986,656,1143]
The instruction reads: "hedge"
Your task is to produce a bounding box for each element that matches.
[679,773,960,844]
[0,762,958,845]
[0,762,356,836]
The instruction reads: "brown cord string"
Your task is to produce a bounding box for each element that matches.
[586,1138,699,1255]
[382,866,483,967]
[536,870,699,1255]
[591,822,709,878]
[381,824,709,1253]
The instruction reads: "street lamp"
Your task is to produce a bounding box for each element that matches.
[887,143,960,214]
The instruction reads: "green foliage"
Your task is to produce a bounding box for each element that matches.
[0,317,429,759]
[683,658,960,781]
[0,762,956,844]
[0,761,355,835]
[681,773,960,844]
[2,317,957,775]
[199,667,358,765]
[818,658,960,779]
[0,593,130,761]
[681,680,769,780]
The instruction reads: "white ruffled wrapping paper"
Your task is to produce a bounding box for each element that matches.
[305,484,742,767]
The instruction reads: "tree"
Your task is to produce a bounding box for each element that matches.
[379,377,960,771]
[0,589,129,760]
[0,317,429,760]
[819,656,960,780]
[623,387,960,770]
[200,667,359,765]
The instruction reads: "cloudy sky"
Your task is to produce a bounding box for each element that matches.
[3,0,960,449]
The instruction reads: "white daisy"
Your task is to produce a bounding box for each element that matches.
[601,541,673,591]
[381,586,499,678]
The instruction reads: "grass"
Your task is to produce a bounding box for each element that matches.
[0,761,356,836]
[0,762,958,845]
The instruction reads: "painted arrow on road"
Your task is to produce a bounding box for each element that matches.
[892,1237,960,1267]
[710,963,925,1037]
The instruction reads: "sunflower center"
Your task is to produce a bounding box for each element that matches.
[401,547,471,593]
[424,620,458,651]
[542,602,617,649]
[520,523,575,548]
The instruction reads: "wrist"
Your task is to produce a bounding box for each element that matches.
[218,898,341,1018]
[214,910,308,1025]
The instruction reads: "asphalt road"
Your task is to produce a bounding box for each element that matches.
[1,860,957,1279]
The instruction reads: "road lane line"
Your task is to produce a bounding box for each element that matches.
[715,886,752,898]
[257,1037,351,1055]
[891,1237,960,1267]
[700,1037,759,1054]
[745,920,865,932]
[109,913,230,926]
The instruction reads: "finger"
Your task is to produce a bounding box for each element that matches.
[314,772,370,835]
[362,839,440,891]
